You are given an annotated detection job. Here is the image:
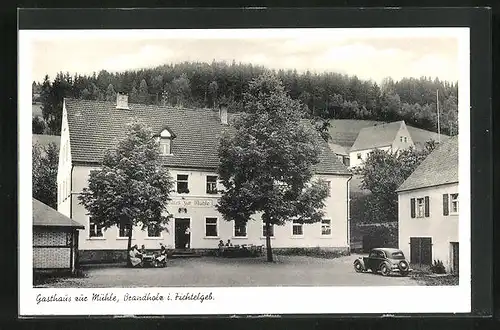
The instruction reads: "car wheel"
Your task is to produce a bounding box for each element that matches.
[380,263,390,276]
[398,260,410,275]
[353,260,364,273]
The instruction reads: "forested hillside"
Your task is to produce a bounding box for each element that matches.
[32,61,458,136]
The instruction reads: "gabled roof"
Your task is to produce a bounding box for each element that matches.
[33,198,84,228]
[64,98,350,175]
[328,119,381,147]
[406,126,449,150]
[350,121,405,152]
[396,135,458,192]
[328,119,447,151]
[328,142,348,156]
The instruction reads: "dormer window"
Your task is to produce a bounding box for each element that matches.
[159,128,173,155]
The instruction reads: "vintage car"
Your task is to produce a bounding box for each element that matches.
[353,248,412,276]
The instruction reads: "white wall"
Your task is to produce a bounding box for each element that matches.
[349,146,390,168]
[398,183,459,272]
[70,165,350,251]
[57,102,72,217]
[392,123,415,152]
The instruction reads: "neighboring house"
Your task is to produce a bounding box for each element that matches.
[33,198,84,273]
[58,94,352,263]
[396,136,459,274]
[349,121,414,168]
[406,126,449,150]
[328,142,350,166]
[328,119,381,148]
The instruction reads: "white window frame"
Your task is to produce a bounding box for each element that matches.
[233,221,248,238]
[206,175,218,194]
[159,129,173,155]
[326,180,331,196]
[204,217,219,238]
[416,197,425,218]
[291,220,304,237]
[159,138,172,155]
[89,217,104,239]
[450,193,459,215]
[321,219,332,236]
[176,173,189,194]
[261,221,275,238]
[117,223,131,239]
[146,221,163,239]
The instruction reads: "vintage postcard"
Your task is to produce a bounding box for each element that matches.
[19,26,470,316]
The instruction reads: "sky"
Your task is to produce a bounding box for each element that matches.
[29,29,461,84]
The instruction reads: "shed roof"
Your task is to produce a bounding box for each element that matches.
[33,198,84,229]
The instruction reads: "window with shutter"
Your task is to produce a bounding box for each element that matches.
[410,198,416,218]
[443,194,449,216]
[424,196,430,217]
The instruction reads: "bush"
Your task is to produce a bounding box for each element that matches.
[430,259,446,274]
[274,247,349,259]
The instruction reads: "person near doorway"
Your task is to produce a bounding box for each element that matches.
[225,239,233,247]
[184,227,191,249]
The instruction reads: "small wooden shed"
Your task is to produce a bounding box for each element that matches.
[33,198,84,273]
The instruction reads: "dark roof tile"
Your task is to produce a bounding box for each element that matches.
[396,135,458,192]
[65,99,350,175]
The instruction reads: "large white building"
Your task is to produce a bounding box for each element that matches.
[396,136,459,273]
[57,95,352,263]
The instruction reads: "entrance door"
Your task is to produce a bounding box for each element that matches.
[410,237,432,266]
[451,242,459,274]
[175,218,190,249]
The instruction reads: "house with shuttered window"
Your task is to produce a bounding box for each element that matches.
[396,136,459,274]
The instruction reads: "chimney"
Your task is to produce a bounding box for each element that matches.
[219,103,228,125]
[116,92,129,110]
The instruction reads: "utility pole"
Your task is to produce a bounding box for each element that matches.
[436,89,441,143]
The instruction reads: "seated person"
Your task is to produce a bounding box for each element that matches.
[129,245,142,267]
[159,243,167,255]
[140,244,147,255]
[155,243,167,265]
[225,239,233,247]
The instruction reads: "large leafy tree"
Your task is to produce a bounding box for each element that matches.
[32,142,58,208]
[78,121,174,264]
[359,140,438,223]
[216,73,329,262]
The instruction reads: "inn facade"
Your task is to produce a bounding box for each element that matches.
[57,94,352,262]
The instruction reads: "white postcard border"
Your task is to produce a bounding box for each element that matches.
[19,27,471,316]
